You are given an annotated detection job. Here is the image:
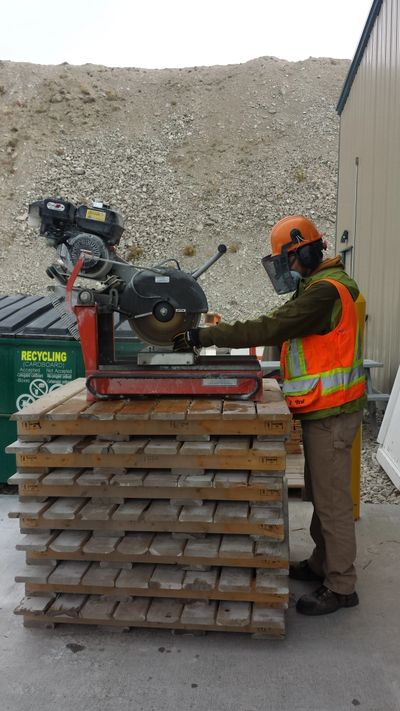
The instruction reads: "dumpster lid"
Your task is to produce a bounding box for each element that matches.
[0,294,138,341]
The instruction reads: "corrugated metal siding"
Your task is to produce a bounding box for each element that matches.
[336,0,400,392]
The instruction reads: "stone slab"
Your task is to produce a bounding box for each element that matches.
[148,534,186,557]
[182,569,218,591]
[116,565,155,589]
[50,531,89,553]
[218,567,252,592]
[149,565,185,590]
[116,534,153,555]
[216,601,251,627]
[48,561,90,585]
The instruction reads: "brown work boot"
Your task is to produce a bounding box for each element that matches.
[296,585,359,616]
[289,559,324,582]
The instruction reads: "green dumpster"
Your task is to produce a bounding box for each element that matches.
[0,294,142,483]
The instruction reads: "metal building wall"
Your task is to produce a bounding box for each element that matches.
[336,0,400,392]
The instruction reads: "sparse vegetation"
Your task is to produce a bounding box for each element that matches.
[293,168,307,183]
[182,244,196,257]
[126,245,143,262]
[228,242,240,253]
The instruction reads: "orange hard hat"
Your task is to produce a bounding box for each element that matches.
[270,215,322,256]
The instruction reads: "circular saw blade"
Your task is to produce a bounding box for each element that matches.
[129,312,200,346]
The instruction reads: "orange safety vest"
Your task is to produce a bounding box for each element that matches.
[280,278,366,414]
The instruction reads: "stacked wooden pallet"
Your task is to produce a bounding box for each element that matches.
[8,377,292,638]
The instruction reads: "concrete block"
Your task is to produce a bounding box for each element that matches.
[249,506,283,524]
[149,534,186,557]
[114,597,150,622]
[144,438,181,455]
[176,434,211,442]
[42,436,83,454]
[183,569,218,591]
[76,470,113,486]
[116,565,155,589]
[99,561,132,569]
[8,471,44,485]
[43,498,84,520]
[14,594,55,615]
[255,572,289,595]
[252,605,285,630]
[181,600,217,625]
[50,531,89,553]
[213,471,248,487]
[149,565,185,590]
[82,563,119,587]
[179,502,215,523]
[80,596,117,619]
[111,440,148,454]
[214,502,249,522]
[214,437,250,454]
[219,535,254,558]
[15,564,54,584]
[216,601,251,627]
[112,500,150,521]
[179,441,216,455]
[116,533,153,555]
[143,501,181,522]
[146,598,183,624]
[16,532,53,552]
[184,536,220,558]
[78,499,116,520]
[178,472,213,487]
[144,471,180,487]
[83,534,121,555]
[48,561,90,585]
[9,500,50,519]
[48,594,87,617]
[41,469,81,486]
[110,470,147,487]
[218,567,252,592]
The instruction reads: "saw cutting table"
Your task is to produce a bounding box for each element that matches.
[8,378,292,638]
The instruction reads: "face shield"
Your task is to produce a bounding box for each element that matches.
[261,245,300,294]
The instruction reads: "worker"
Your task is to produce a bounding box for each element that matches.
[173,215,367,616]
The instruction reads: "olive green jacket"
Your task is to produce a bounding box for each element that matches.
[198,256,367,419]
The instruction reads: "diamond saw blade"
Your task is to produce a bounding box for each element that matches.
[129,312,200,346]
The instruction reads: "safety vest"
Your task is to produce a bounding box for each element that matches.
[280,277,366,414]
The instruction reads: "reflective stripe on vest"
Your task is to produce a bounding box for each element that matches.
[281,278,366,414]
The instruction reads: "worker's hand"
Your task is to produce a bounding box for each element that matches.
[173,329,201,351]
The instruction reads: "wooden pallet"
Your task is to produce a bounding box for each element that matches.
[15,595,285,638]
[21,532,289,570]
[9,469,284,502]
[8,437,286,472]
[19,560,288,606]
[10,378,291,637]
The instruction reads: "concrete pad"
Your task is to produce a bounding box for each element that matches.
[1,496,400,711]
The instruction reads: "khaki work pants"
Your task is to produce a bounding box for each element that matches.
[301,410,363,595]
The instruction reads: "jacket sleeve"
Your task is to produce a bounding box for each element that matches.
[198,282,339,348]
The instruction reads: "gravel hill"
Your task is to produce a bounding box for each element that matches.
[0,56,347,317]
[0,56,398,504]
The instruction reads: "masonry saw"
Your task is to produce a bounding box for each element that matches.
[28,197,263,401]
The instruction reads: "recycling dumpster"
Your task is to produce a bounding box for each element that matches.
[0,294,142,483]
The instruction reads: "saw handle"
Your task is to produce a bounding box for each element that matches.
[191,244,227,280]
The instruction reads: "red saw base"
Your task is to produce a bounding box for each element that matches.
[85,357,264,401]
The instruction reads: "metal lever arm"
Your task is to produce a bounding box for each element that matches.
[191,244,227,280]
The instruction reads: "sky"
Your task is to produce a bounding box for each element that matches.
[1,0,373,68]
